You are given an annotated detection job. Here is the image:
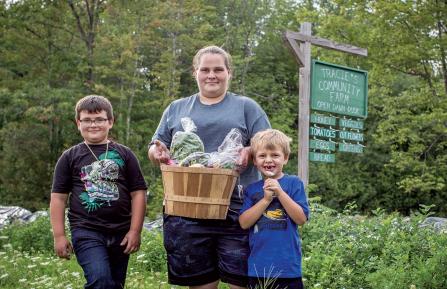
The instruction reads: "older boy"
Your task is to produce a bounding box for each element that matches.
[50,95,147,289]
[239,129,310,289]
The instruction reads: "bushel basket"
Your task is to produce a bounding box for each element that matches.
[160,165,239,219]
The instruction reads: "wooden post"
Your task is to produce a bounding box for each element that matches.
[298,23,311,187]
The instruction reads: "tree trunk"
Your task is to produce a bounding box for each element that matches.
[68,0,104,87]
[437,18,447,95]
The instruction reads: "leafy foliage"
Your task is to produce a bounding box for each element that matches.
[0,0,446,216]
[0,215,53,253]
[302,201,447,288]
[1,203,447,288]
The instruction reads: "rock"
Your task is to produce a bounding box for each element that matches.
[419,217,447,233]
[143,218,163,231]
[0,206,48,230]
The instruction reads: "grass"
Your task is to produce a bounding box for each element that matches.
[0,246,174,289]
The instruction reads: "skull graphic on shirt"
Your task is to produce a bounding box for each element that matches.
[80,159,119,211]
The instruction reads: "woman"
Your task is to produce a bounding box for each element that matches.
[148,45,270,289]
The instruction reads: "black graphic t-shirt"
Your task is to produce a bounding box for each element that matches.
[52,141,147,232]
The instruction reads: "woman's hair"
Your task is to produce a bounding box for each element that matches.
[192,45,233,71]
[75,95,114,120]
[251,129,292,157]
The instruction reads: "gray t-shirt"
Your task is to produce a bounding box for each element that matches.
[152,92,270,209]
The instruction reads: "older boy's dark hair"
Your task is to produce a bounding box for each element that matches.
[75,95,114,120]
[251,129,292,157]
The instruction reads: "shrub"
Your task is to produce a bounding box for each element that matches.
[301,202,447,288]
[0,215,54,253]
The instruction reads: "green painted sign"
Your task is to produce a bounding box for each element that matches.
[310,126,336,139]
[311,60,368,118]
[310,114,336,126]
[339,118,364,130]
[309,152,335,163]
[339,130,364,142]
[310,139,336,151]
[339,143,364,153]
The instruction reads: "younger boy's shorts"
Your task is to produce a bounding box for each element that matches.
[163,209,249,286]
[248,277,304,289]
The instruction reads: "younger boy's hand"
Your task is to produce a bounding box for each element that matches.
[263,187,276,201]
[263,179,278,201]
[264,178,283,197]
[54,236,73,260]
[121,230,141,254]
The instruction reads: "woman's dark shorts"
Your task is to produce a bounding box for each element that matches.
[163,209,249,286]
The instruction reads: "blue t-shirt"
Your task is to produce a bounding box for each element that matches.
[240,175,310,278]
[152,92,270,209]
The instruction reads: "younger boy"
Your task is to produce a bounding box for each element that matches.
[50,95,147,289]
[239,129,310,289]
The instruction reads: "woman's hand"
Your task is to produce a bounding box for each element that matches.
[236,146,252,173]
[148,140,171,165]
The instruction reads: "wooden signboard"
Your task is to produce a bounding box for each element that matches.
[310,113,337,126]
[310,126,337,138]
[339,118,364,130]
[339,130,364,142]
[309,152,335,163]
[311,60,368,118]
[339,143,364,153]
[284,23,367,186]
[309,139,336,151]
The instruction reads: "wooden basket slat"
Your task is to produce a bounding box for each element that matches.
[161,165,238,219]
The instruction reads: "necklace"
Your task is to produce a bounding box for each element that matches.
[84,141,109,161]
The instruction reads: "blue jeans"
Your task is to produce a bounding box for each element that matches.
[71,228,130,289]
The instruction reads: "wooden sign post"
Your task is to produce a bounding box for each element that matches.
[283,22,367,188]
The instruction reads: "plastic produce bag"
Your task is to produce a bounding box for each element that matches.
[179,152,210,167]
[208,128,243,169]
[170,117,204,163]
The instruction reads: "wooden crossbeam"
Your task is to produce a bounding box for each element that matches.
[282,33,305,67]
[285,30,367,57]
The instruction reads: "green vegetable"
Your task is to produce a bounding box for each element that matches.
[179,152,210,167]
[170,131,204,162]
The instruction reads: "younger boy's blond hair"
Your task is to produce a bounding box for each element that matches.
[250,129,292,158]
